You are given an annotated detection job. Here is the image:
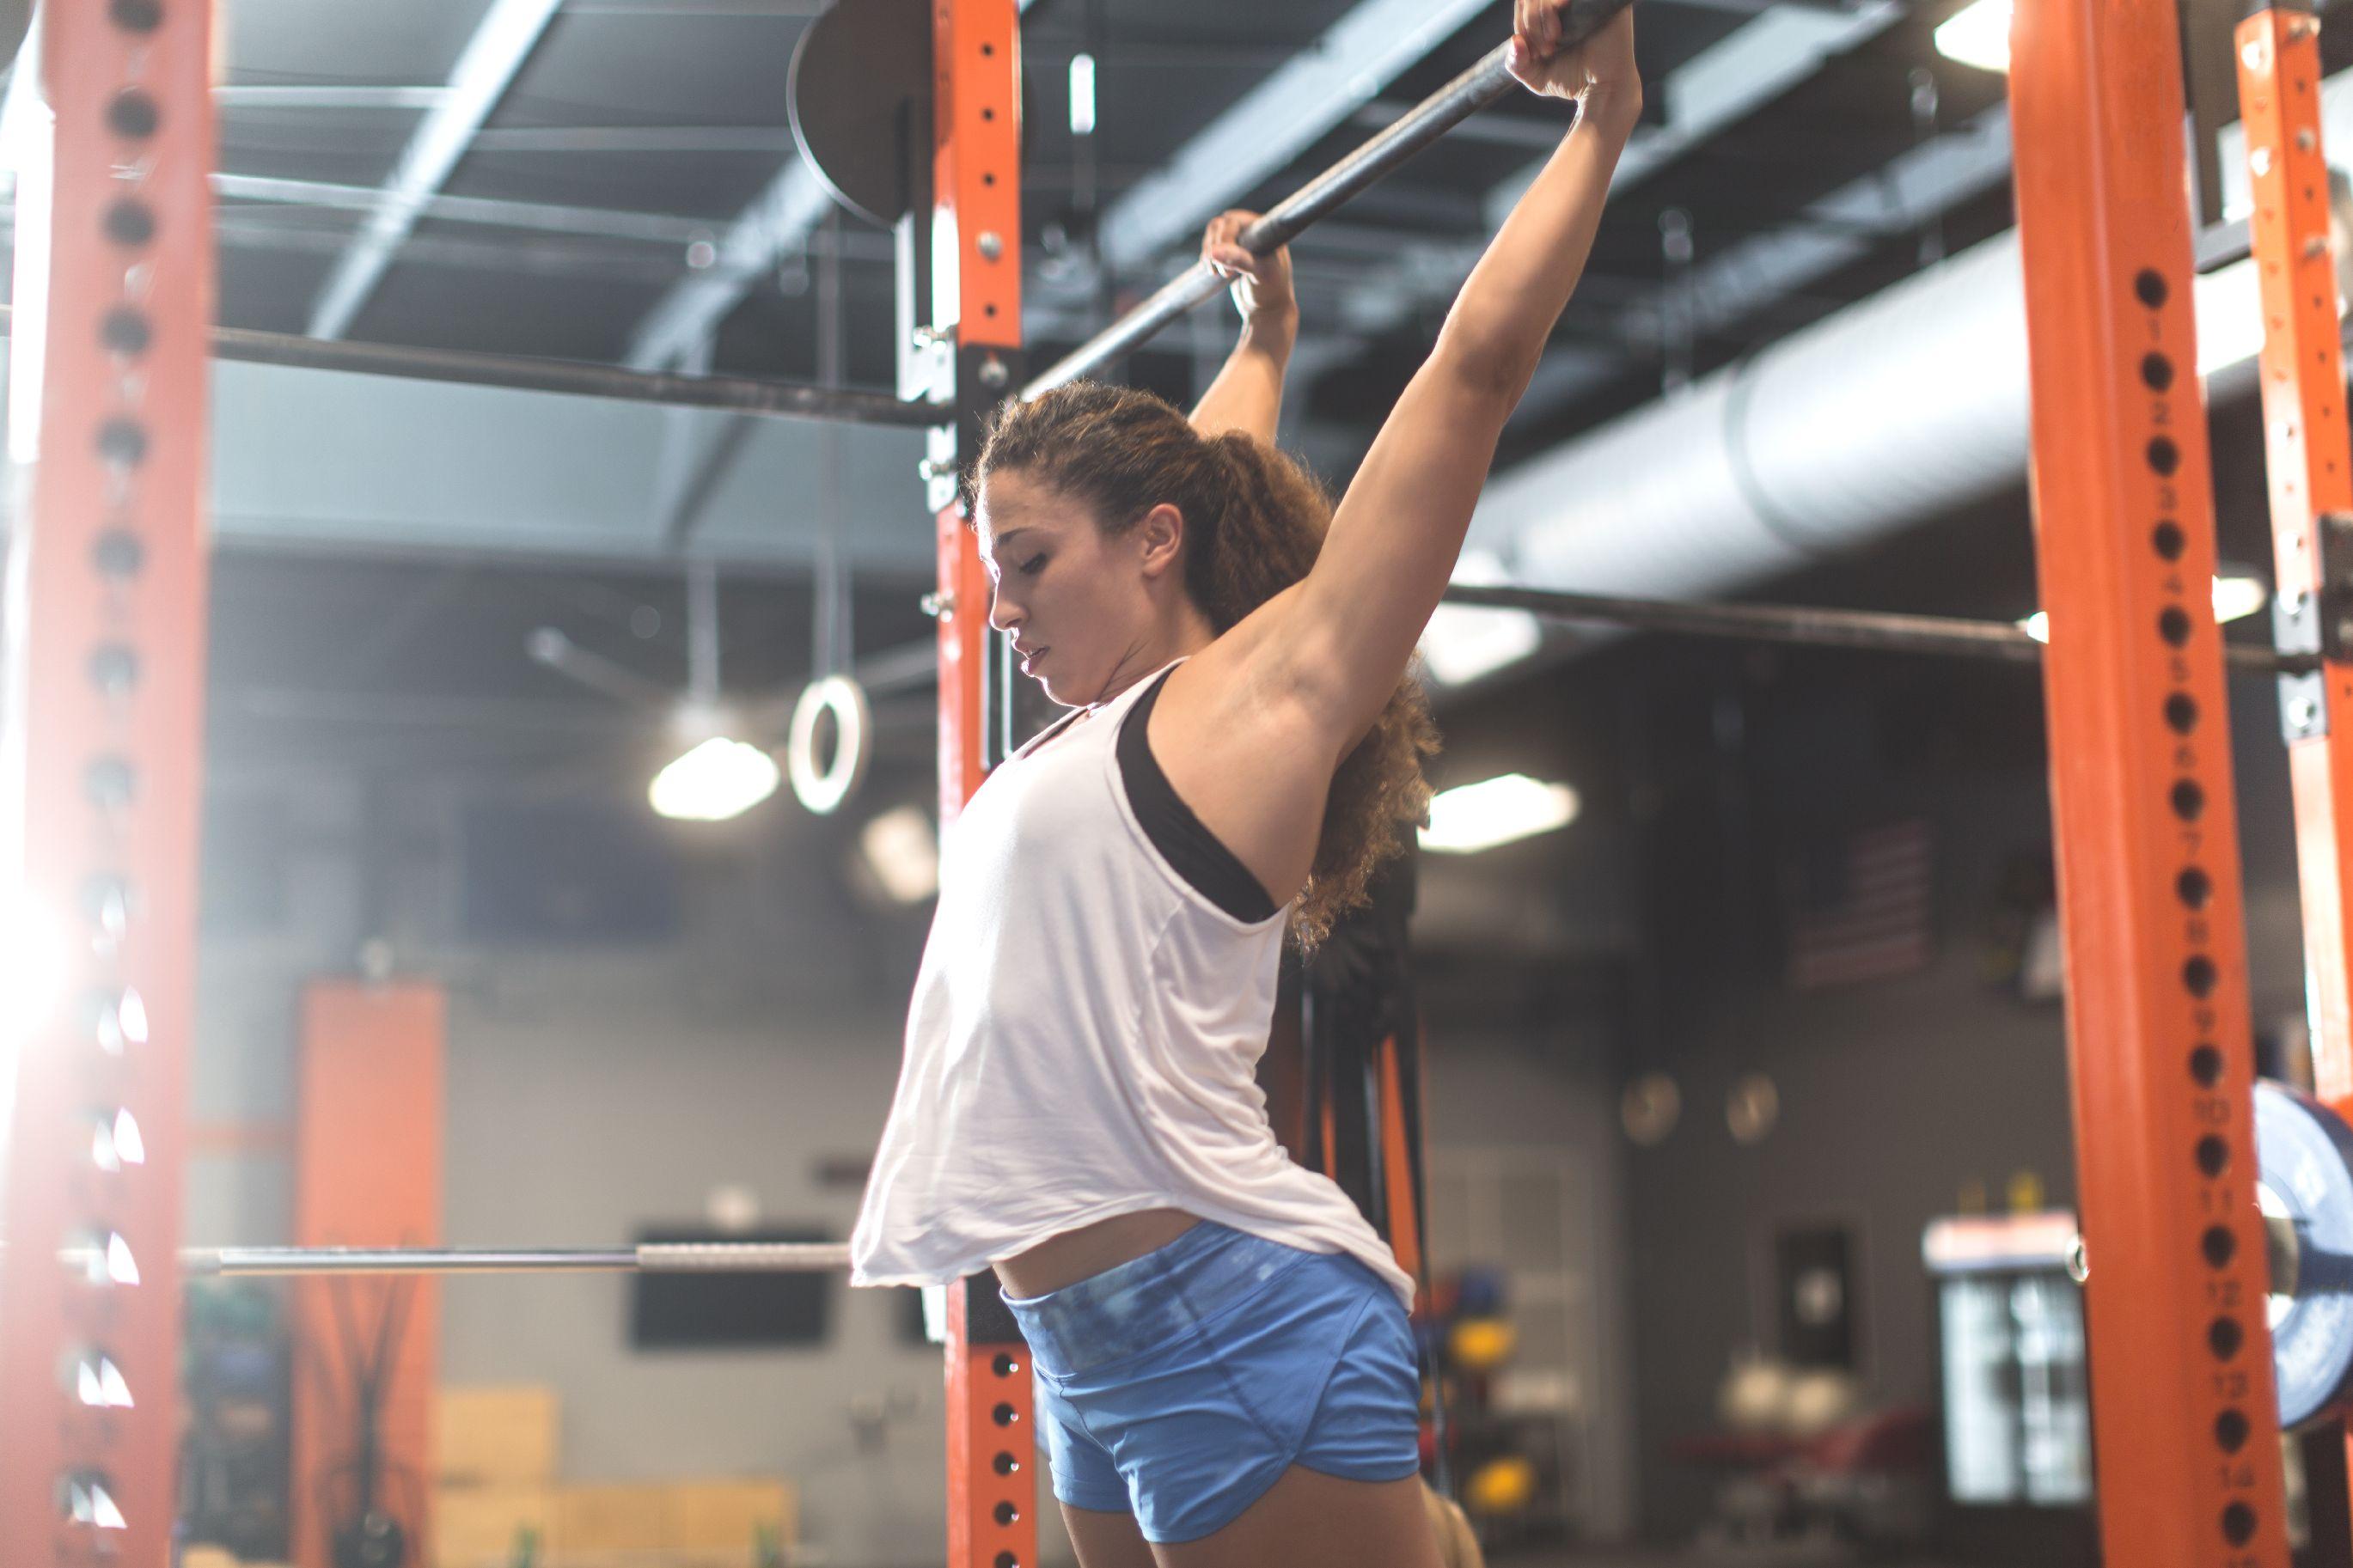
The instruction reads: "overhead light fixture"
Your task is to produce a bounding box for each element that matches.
[1934,0,2012,74]
[859,804,941,904]
[1421,550,1545,686]
[1070,52,1097,137]
[1419,773,1580,855]
[650,735,781,823]
[2019,570,2270,645]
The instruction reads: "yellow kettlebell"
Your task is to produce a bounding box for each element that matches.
[1464,1455,1537,1516]
[1448,1317,1517,1373]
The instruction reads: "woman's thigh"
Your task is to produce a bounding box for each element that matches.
[1063,1501,1158,1568]
[1152,1467,1445,1568]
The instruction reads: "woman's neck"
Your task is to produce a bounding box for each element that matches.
[1089,613,1217,709]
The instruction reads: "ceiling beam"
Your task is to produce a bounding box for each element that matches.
[220,173,712,247]
[1501,0,1903,219]
[303,0,567,339]
[214,84,452,110]
[1329,2,1908,347]
[621,161,835,371]
[1490,104,2015,426]
[1096,0,1496,272]
[213,173,901,264]
[468,125,798,155]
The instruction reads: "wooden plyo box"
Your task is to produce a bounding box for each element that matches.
[435,1385,561,1487]
[669,1479,796,1556]
[553,1482,673,1554]
[433,1484,554,1568]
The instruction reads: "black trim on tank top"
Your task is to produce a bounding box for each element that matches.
[1117,668,1280,923]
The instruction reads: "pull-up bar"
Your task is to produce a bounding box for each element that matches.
[1021,0,1638,400]
[1443,582,2316,674]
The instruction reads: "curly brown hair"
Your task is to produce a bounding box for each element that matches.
[977,381,1439,950]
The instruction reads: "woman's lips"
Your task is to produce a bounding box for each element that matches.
[1020,645,1049,674]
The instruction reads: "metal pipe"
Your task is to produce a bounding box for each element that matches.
[207,323,944,428]
[1022,0,1635,399]
[1440,583,2315,674]
[182,1242,855,1278]
[0,304,940,429]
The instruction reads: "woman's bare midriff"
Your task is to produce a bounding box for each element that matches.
[993,1207,1201,1298]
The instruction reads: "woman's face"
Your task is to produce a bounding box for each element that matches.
[975,468,1156,707]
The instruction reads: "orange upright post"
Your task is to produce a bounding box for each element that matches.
[931,3,1034,1566]
[2239,4,2353,1118]
[2011,0,2290,1559]
[2240,3,2353,1545]
[0,0,217,1559]
[286,981,446,1568]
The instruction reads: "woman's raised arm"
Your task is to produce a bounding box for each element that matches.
[1268,3,1639,748]
[1189,210,1299,446]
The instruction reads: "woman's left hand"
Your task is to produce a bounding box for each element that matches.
[1202,210,1297,326]
[1510,2,1641,126]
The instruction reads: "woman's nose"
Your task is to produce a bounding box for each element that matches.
[988,585,1019,633]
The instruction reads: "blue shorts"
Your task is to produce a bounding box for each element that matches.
[999,1219,1421,1543]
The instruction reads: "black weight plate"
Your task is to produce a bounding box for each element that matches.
[789,0,929,228]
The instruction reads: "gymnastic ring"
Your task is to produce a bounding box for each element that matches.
[787,674,871,815]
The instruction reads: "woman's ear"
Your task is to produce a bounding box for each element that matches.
[1136,503,1187,579]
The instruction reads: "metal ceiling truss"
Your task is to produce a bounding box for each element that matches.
[303,0,566,339]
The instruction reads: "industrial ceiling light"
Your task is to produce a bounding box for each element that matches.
[649,733,781,823]
[1419,773,1580,855]
[859,804,941,905]
[1933,0,2012,74]
[1070,52,1097,137]
[2019,569,2270,644]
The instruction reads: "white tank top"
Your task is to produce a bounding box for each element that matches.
[849,659,1415,1309]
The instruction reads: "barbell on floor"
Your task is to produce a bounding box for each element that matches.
[154,1241,856,1278]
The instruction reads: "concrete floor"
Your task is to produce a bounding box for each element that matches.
[1490,1550,1960,1568]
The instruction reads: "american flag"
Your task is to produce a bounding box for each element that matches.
[1784,820,1934,991]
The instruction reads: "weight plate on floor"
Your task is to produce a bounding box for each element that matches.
[2256,1080,2353,1428]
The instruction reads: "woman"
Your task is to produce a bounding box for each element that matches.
[851,5,1639,1562]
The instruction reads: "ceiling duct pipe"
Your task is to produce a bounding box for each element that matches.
[1467,232,2035,604]
[1461,224,2289,631]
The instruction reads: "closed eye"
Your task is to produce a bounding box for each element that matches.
[1018,553,1048,576]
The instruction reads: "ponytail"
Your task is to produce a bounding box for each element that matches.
[978,382,1439,949]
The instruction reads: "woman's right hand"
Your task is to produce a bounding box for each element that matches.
[1510,2,1641,125]
[1201,210,1297,327]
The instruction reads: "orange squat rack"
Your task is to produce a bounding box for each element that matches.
[0,0,217,1562]
[9,0,2353,1564]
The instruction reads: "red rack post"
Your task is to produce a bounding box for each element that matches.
[0,0,218,1561]
[2240,6,2353,1116]
[2240,7,2353,1553]
[2011,0,2290,1559]
[931,3,1034,1566]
